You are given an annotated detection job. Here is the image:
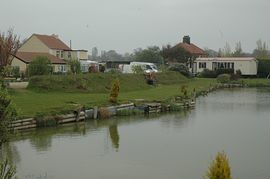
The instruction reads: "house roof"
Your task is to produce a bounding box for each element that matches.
[196,57,257,62]
[14,52,66,64]
[174,42,207,56]
[34,34,71,50]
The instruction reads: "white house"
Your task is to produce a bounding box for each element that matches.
[194,57,258,76]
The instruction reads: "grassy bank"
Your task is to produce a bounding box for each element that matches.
[243,78,270,87]
[10,74,215,118]
[27,72,187,93]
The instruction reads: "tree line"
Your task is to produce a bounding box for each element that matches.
[90,40,270,66]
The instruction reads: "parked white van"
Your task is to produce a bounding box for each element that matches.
[121,62,158,73]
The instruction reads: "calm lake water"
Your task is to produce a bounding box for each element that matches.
[1,88,270,179]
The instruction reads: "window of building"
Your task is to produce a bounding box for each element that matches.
[199,62,206,68]
[212,62,217,70]
[215,62,234,70]
[60,51,64,58]
[56,51,60,58]
[58,65,66,72]
[68,52,71,59]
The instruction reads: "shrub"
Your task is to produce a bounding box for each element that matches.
[216,69,234,76]
[168,63,191,77]
[257,58,270,77]
[230,69,242,81]
[217,74,231,83]
[116,108,143,116]
[105,68,122,74]
[28,56,52,76]
[98,107,112,119]
[0,158,17,179]
[68,59,81,74]
[205,151,232,179]
[169,103,183,111]
[0,87,17,144]
[35,113,57,127]
[199,69,217,78]
[180,85,189,99]
[109,78,120,103]
[11,66,20,79]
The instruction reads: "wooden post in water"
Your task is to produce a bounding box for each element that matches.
[93,106,98,119]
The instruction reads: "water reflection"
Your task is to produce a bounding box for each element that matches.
[159,111,190,129]
[0,142,20,164]
[8,112,191,154]
[109,125,120,151]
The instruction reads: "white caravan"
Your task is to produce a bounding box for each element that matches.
[80,60,99,72]
[121,62,158,73]
[194,57,258,76]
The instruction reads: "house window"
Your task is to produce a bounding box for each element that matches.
[56,51,60,58]
[199,62,206,68]
[60,51,64,58]
[58,65,66,72]
[212,62,217,70]
[215,62,234,70]
[68,52,71,59]
[62,65,66,72]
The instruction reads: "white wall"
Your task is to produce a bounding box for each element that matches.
[195,58,258,75]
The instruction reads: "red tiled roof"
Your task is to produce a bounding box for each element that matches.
[14,52,66,64]
[34,34,71,50]
[175,43,207,56]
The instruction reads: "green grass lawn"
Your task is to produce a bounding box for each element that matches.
[10,78,216,118]
[243,78,270,87]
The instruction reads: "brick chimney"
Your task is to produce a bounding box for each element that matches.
[183,35,190,44]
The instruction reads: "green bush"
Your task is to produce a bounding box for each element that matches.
[168,63,191,77]
[11,66,20,79]
[28,56,52,76]
[257,58,270,77]
[35,113,57,127]
[216,69,234,76]
[0,158,17,179]
[199,69,217,78]
[230,70,241,81]
[169,103,183,111]
[109,78,120,103]
[217,74,231,83]
[199,69,234,78]
[68,59,81,74]
[116,108,143,116]
[0,87,17,144]
[106,68,122,74]
[205,152,232,179]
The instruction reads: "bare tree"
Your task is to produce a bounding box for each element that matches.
[233,41,243,57]
[0,29,20,77]
[223,42,232,57]
[253,39,268,58]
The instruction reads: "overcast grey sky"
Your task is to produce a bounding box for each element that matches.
[1,0,270,54]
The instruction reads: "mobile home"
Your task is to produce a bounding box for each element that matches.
[194,57,258,75]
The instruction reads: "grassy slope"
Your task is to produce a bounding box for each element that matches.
[27,72,187,93]
[11,74,215,118]
[243,78,270,87]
